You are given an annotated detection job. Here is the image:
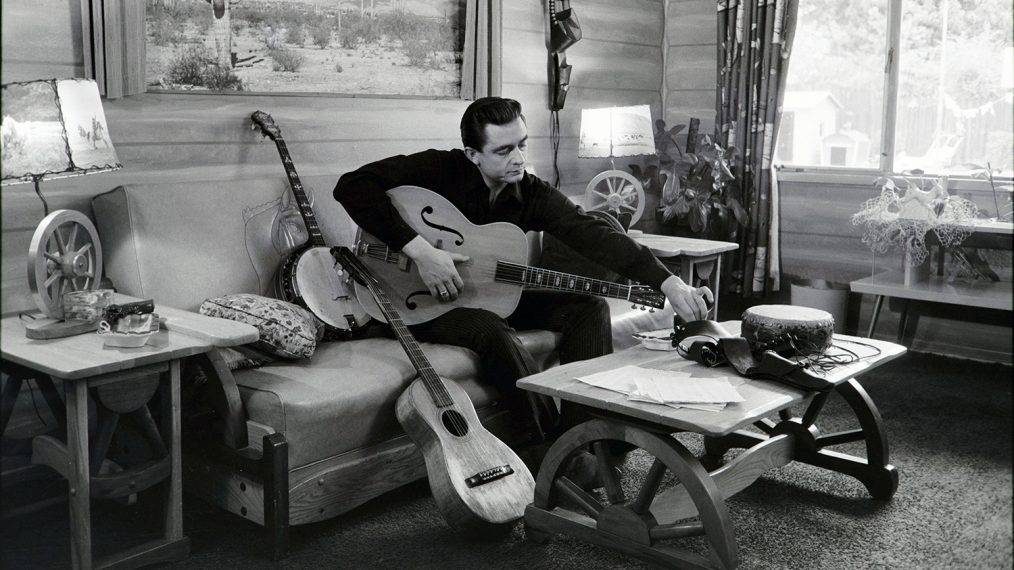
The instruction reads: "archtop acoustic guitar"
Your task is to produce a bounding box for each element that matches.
[351,186,666,326]
[332,246,535,531]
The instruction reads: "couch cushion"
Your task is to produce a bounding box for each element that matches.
[237,329,560,469]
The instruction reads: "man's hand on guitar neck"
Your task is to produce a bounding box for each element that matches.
[402,235,470,301]
[661,275,713,322]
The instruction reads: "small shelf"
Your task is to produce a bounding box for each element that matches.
[851,271,1012,311]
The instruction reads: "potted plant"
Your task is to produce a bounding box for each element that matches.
[629,118,748,240]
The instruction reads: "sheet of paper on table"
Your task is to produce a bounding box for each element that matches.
[576,364,744,412]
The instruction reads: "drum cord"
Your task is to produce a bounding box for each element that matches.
[802,338,884,374]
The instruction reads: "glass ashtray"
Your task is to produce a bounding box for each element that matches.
[97,313,160,347]
[98,329,157,348]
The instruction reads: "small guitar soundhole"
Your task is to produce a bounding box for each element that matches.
[441,410,469,437]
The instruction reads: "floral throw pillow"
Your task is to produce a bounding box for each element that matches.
[199,294,321,359]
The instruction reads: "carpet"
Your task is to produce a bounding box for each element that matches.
[2,352,1011,569]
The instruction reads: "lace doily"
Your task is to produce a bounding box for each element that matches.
[851,177,979,266]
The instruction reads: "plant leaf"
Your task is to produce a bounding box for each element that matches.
[689,201,708,233]
[674,195,691,216]
[727,196,750,226]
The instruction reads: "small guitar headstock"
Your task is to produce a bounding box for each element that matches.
[251,110,281,140]
[630,285,666,310]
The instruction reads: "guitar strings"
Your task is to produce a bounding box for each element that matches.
[358,245,662,303]
[353,247,470,433]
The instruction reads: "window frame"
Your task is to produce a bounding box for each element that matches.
[775,0,1012,185]
[81,0,500,101]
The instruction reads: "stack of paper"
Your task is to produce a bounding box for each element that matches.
[576,365,744,412]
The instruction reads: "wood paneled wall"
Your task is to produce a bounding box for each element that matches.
[665,0,717,135]
[504,0,665,198]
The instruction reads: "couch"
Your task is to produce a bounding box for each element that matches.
[91,176,672,558]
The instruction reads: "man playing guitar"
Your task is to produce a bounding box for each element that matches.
[333,97,712,466]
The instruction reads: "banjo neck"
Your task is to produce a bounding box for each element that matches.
[251,110,325,247]
[273,138,325,248]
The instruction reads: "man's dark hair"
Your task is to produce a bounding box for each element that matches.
[460,97,525,151]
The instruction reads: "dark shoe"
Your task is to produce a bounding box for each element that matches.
[563,450,622,491]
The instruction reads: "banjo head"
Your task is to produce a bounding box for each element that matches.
[292,246,370,332]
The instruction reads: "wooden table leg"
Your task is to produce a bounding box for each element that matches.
[867,295,885,338]
[702,378,898,501]
[525,418,756,569]
[805,378,898,499]
[67,381,93,570]
[161,359,185,544]
[1,374,24,435]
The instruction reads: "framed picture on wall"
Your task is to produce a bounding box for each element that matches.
[143,0,469,97]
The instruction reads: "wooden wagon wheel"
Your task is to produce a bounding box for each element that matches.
[525,419,738,569]
[584,170,645,227]
[27,209,103,319]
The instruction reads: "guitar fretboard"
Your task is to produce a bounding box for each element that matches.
[358,242,664,308]
[336,248,453,408]
[495,261,629,300]
[275,139,325,247]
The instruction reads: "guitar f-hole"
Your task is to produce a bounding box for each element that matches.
[441,409,469,437]
[420,206,465,246]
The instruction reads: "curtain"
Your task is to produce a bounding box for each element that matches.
[461,0,502,99]
[81,0,146,99]
[717,0,797,295]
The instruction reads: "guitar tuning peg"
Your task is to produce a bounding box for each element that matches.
[648,308,655,313]
[640,306,646,311]
[631,303,637,309]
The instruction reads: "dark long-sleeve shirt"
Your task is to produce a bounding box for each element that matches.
[332,148,672,290]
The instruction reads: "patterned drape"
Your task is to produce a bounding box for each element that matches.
[717,0,797,295]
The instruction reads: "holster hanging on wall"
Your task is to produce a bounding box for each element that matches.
[549,1,582,53]
[548,53,572,111]
[672,320,835,393]
[547,0,581,111]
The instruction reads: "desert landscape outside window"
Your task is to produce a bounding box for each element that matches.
[145,0,467,97]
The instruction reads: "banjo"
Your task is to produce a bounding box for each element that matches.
[251,111,369,339]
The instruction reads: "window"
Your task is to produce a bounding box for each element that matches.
[776,0,1013,176]
[84,0,498,99]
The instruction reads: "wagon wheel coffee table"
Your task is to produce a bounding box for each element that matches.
[518,322,906,569]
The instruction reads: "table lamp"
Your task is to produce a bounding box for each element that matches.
[1,78,121,336]
[578,105,656,229]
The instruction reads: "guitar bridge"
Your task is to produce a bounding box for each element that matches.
[464,464,515,488]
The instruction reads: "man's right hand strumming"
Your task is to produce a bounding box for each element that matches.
[402,235,470,301]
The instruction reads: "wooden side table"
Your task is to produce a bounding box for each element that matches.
[518,323,905,568]
[1,297,257,570]
[632,233,739,319]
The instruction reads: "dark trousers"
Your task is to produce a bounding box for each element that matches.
[407,291,612,436]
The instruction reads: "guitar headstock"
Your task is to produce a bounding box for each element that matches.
[630,285,666,310]
[251,110,281,140]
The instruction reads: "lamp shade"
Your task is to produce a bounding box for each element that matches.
[1,78,121,185]
[577,105,656,159]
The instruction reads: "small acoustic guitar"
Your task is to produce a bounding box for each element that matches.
[251,111,369,339]
[352,186,666,326]
[333,246,535,531]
